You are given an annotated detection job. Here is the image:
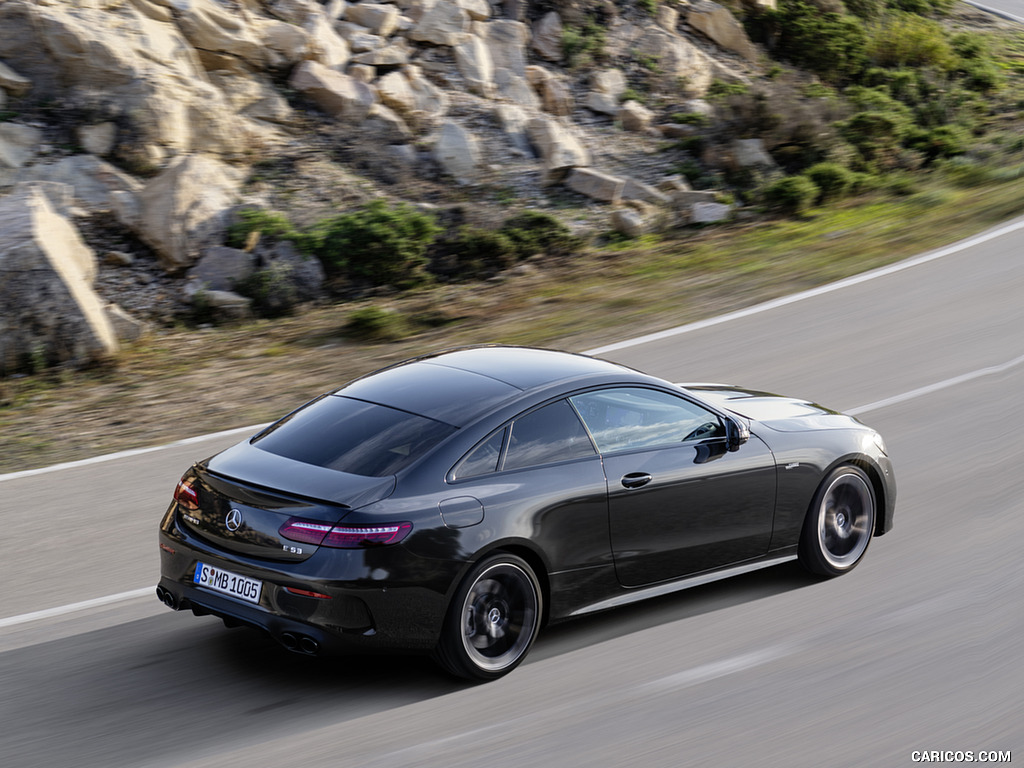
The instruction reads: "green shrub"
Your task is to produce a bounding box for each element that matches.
[498,211,583,259]
[707,79,751,99]
[866,12,956,71]
[844,85,915,120]
[804,162,855,201]
[670,112,709,126]
[766,2,868,83]
[884,172,919,195]
[885,0,954,16]
[845,0,884,19]
[234,262,300,318]
[312,200,441,288]
[762,175,820,215]
[839,110,912,166]
[226,209,300,250]
[562,21,607,68]
[959,59,1003,93]
[905,124,970,162]
[344,306,408,341]
[439,226,520,279]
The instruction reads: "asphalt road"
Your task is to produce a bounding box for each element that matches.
[2,216,1023,767]
[967,0,1024,23]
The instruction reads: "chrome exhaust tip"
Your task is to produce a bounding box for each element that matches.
[156,587,178,610]
[279,632,299,651]
[299,636,320,655]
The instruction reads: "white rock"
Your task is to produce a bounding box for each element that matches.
[410,0,470,46]
[532,12,562,62]
[289,60,378,122]
[77,123,117,157]
[0,123,43,169]
[135,154,244,272]
[434,121,481,184]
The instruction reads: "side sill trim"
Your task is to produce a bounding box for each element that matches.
[569,554,798,617]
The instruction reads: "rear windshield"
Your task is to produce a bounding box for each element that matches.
[252,395,456,477]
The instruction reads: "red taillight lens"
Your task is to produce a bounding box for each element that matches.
[278,519,332,546]
[324,523,412,548]
[174,477,199,510]
[279,518,412,549]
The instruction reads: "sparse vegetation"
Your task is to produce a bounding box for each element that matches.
[762,175,821,215]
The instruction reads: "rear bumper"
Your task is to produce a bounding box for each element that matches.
[157,525,458,654]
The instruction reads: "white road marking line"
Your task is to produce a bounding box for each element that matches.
[0,587,155,630]
[847,352,1024,416]
[585,215,1024,356]
[964,0,1024,24]
[0,424,267,484]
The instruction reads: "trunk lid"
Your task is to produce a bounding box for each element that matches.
[177,441,396,562]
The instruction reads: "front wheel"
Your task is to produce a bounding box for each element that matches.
[434,553,542,680]
[799,465,876,577]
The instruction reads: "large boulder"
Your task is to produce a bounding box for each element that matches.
[346,3,401,37]
[687,1,759,63]
[289,60,378,122]
[434,121,481,184]
[18,156,144,212]
[175,0,266,67]
[566,168,625,203]
[634,25,714,94]
[0,123,42,170]
[134,155,244,273]
[0,185,118,375]
[410,0,471,46]
[0,1,256,160]
[454,35,495,97]
[479,20,530,76]
[532,12,563,62]
[527,116,590,183]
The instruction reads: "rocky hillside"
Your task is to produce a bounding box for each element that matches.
[0,0,1008,377]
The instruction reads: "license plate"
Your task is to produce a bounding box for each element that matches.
[193,562,262,605]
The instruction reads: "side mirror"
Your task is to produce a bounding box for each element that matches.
[726,417,749,452]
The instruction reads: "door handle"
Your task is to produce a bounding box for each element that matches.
[621,472,652,489]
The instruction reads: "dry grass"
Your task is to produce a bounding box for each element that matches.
[2,174,1023,474]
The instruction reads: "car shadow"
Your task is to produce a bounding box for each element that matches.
[0,561,816,768]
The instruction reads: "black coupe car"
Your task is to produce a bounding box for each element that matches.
[157,346,895,679]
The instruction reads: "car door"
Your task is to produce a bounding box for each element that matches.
[448,398,610,575]
[569,387,777,588]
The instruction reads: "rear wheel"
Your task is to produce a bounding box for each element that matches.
[434,553,542,680]
[799,465,876,577]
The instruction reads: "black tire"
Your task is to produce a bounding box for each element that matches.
[434,553,542,680]
[799,465,876,578]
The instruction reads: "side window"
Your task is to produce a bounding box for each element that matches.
[503,400,596,470]
[570,388,724,453]
[453,427,506,480]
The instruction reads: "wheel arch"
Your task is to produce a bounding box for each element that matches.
[450,540,552,628]
[825,454,888,537]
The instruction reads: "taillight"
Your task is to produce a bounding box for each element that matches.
[279,518,412,549]
[174,477,199,510]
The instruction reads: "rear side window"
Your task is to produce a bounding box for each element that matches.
[253,395,456,477]
[503,400,596,470]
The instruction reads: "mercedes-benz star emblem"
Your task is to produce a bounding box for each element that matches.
[225,508,243,532]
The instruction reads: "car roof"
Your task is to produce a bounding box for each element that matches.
[335,346,639,426]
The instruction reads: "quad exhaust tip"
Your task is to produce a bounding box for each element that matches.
[155,586,178,610]
[279,632,320,655]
